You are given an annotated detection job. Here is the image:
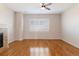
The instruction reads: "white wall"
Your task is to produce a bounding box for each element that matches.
[23,14,61,39]
[14,12,24,40]
[0,4,15,43]
[61,4,79,48]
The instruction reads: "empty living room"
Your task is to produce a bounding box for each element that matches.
[0,3,79,56]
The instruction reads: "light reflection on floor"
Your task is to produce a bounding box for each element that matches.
[30,47,49,56]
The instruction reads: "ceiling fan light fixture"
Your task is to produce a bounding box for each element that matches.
[41,7,45,10]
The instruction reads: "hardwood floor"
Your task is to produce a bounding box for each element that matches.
[0,39,79,56]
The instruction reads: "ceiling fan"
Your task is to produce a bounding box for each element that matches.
[41,3,52,10]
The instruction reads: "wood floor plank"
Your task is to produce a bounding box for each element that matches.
[0,39,79,56]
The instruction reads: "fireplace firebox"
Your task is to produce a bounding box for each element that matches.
[0,33,3,48]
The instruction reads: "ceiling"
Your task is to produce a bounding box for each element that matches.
[5,3,75,14]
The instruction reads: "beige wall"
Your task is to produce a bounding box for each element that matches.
[61,4,79,48]
[0,4,15,43]
[23,14,61,39]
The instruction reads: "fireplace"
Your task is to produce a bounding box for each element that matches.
[0,26,8,52]
[0,33,3,48]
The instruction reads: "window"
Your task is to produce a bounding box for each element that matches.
[29,19,49,32]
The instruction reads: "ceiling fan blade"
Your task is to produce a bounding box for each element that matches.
[42,3,45,6]
[44,6,51,10]
[45,3,52,6]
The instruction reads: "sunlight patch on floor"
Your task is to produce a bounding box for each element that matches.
[30,47,49,56]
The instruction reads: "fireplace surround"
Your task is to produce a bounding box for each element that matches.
[0,28,8,53]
